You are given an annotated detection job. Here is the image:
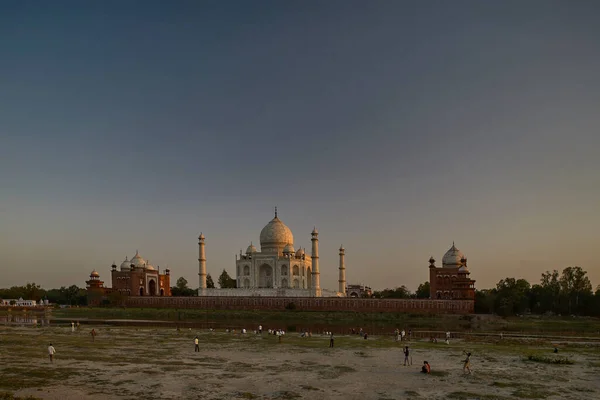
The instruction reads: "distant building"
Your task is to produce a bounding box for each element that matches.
[428,243,476,300]
[0,298,37,306]
[346,284,372,298]
[86,250,172,306]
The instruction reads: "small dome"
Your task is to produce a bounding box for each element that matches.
[146,264,155,271]
[246,243,257,254]
[260,215,294,251]
[295,248,304,257]
[199,233,205,241]
[311,227,319,235]
[458,265,470,274]
[90,270,99,278]
[131,251,146,268]
[442,243,464,268]
[120,256,131,271]
[283,244,295,254]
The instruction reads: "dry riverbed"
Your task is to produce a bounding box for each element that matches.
[1,325,599,400]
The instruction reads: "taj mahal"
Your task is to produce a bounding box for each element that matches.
[197,209,345,297]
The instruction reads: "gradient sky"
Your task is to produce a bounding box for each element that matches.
[1,1,599,292]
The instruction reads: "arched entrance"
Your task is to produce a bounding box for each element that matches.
[293,279,299,288]
[281,278,288,288]
[139,287,144,296]
[149,280,156,296]
[243,278,250,288]
[160,288,165,296]
[259,264,273,288]
[306,267,312,288]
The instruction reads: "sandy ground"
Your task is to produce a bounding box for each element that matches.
[1,325,600,400]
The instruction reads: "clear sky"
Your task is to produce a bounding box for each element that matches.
[1,1,599,292]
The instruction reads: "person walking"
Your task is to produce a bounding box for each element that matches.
[194,336,200,352]
[90,329,97,342]
[329,332,334,348]
[48,344,56,363]
[403,346,410,366]
[71,322,75,333]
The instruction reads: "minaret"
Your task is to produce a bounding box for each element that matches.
[338,245,346,296]
[311,227,321,297]
[198,233,207,295]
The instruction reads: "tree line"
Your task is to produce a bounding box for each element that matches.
[374,266,600,317]
[3,266,599,316]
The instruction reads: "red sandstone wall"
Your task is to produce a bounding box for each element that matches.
[125,296,474,314]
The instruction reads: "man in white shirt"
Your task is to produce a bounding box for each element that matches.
[48,344,56,363]
[194,336,199,352]
[258,325,262,334]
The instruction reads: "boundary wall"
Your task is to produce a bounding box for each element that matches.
[125,296,474,314]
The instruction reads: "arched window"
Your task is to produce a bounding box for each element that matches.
[244,265,250,276]
[293,279,299,288]
[281,278,288,288]
[244,278,250,288]
[301,266,305,276]
[293,265,299,275]
[281,265,288,276]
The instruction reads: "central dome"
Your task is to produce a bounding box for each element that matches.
[260,215,294,252]
[442,243,464,267]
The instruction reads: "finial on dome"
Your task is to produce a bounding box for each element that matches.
[275,206,278,218]
[135,250,139,256]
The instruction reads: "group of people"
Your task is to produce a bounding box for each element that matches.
[394,328,412,342]
[417,351,472,375]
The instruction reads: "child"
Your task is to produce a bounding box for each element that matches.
[421,361,430,374]
[403,346,410,366]
[463,352,472,374]
[48,344,56,363]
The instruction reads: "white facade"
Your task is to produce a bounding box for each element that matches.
[198,210,344,297]
[0,298,38,306]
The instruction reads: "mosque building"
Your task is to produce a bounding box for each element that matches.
[428,242,476,300]
[197,210,346,297]
[86,251,172,305]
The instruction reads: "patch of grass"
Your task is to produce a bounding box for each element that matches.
[0,393,43,400]
[512,389,555,399]
[447,392,510,400]
[299,385,321,391]
[271,391,301,399]
[524,355,574,364]
[237,392,258,399]
[429,370,449,377]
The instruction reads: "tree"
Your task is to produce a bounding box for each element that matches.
[218,269,237,288]
[373,286,411,299]
[494,278,531,316]
[172,277,195,296]
[559,266,593,314]
[206,274,215,289]
[176,277,189,291]
[416,282,430,299]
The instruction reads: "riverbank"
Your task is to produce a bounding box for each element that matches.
[2,324,600,400]
[46,308,600,336]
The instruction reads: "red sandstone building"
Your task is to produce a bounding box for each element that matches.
[429,243,475,300]
[86,251,171,305]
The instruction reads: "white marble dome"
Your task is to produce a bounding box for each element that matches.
[295,248,305,258]
[120,256,131,271]
[283,243,295,254]
[246,243,257,254]
[442,243,464,267]
[131,251,146,268]
[260,215,294,250]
